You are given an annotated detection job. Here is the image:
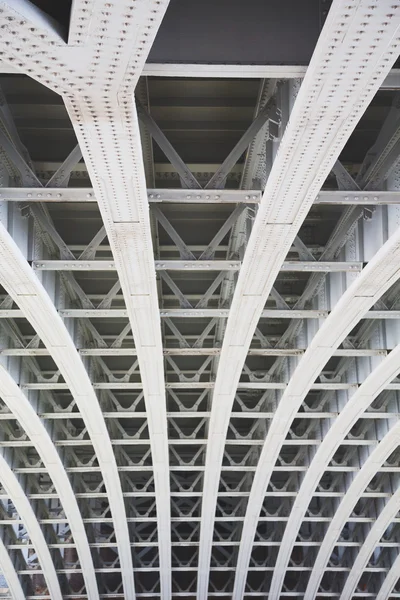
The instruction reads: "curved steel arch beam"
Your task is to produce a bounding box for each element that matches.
[233,226,400,599]
[376,524,400,599]
[0,221,134,595]
[0,360,98,598]
[0,537,26,600]
[306,418,400,598]
[0,1,171,595]
[340,486,400,599]
[268,340,400,598]
[197,2,400,596]
[62,92,173,596]
[0,453,62,599]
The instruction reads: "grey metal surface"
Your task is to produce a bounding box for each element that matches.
[148,0,323,65]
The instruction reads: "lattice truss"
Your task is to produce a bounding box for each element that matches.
[0,0,398,598]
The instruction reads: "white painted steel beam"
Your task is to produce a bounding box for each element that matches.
[31,260,362,273]
[0,359,98,598]
[1,57,400,85]
[268,342,400,599]
[0,308,329,318]
[0,1,172,597]
[0,453,62,599]
[306,417,400,598]
[136,65,400,85]
[4,187,400,206]
[0,9,139,597]
[0,348,386,358]
[231,223,400,597]
[194,3,400,594]
[0,218,134,594]
[0,541,26,600]
[340,485,400,598]
[314,191,400,205]
[20,382,361,391]
[62,32,171,600]
[266,144,400,600]
[6,307,400,319]
[376,536,400,599]
[0,188,262,204]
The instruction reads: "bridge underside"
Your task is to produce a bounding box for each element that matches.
[0,1,399,598]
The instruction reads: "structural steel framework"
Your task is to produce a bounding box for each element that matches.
[0,0,398,598]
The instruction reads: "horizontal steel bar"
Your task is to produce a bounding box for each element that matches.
[21,382,359,390]
[7,540,400,550]
[315,190,400,205]
[12,464,400,474]
[63,309,329,318]
[28,411,397,421]
[2,60,399,84]
[0,438,377,447]
[3,187,400,206]
[2,515,396,525]
[13,566,391,574]
[0,187,261,204]
[32,260,362,273]
[2,309,399,320]
[0,594,391,599]
[0,595,388,600]
[141,65,400,87]
[0,491,390,500]
[34,260,240,271]
[0,348,387,357]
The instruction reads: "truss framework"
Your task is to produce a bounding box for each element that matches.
[0,0,399,598]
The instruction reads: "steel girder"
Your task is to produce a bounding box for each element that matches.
[234,213,400,598]
[269,322,400,597]
[0,357,98,597]
[6,187,400,205]
[196,2,400,598]
[306,415,400,597]
[3,59,400,87]
[0,540,25,600]
[0,209,131,596]
[0,0,171,597]
[264,173,400,596]
[0,453,62,599]
[341,482,400,597]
